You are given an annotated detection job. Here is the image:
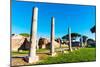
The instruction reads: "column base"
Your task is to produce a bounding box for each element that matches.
[28,56,39,63]
[63,51,69,54]
[51,52,57,56]
[23,56,39,63]
[74,48,78,50]
[69,49,73,52]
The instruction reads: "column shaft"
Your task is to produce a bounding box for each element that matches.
[51,17,55,53]
[68,27,72,51]
[28,7,39,63]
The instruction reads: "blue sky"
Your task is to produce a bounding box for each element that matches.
[12,0,96,39]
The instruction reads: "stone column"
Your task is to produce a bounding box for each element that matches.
[85,38,87,47]
[50,17,56,56]
[36,39,39,49]
[68,27,72,51]
[80,36,83,47]
[28,7,39,63]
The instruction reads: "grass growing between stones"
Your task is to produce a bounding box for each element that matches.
[37,48,96,65]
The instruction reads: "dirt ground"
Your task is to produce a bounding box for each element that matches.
[11,53,49,66]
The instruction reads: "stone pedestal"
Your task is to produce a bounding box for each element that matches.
[51,52,57,56]
[63,51,69,54]
[28,56,39,63]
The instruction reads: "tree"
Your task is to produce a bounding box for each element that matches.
[62,33,81,41]
[87,38,96,47]
[19,33,30,37]
[90,25,96,33]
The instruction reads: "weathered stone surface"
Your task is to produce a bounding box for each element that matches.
[11,35,30,51]
[38,38,60,49]
[50,17,56,56]
[68,27,73,52]
[38,38,49,49]
[28,7,39,63]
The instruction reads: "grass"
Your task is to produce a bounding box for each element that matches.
[11,48,96,66]
[36,49,49,52]
[12,50,29,54]
[37,48,96,64]
[12,49,49,57]
[12,50,29,57]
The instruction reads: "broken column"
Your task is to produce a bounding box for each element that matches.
[68,27,73,51]
[28,7,39,63]
[50,17,56,56]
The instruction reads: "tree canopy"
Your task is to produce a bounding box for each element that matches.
[87,38,95,42]
[62,33,81,40]
[90,25,96,33]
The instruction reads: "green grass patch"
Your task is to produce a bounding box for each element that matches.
[12,49,49,57]
[12,50,29,54]
[36,49,49,52]
[37,48,96,64]
[12,50,29,57]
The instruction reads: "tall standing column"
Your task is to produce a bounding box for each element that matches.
[50,17,56,56]
[85,38,87,47]
[36,39,39,49]
[80,36,83,47]
[28,7,39,63]
[68,27,72,51]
